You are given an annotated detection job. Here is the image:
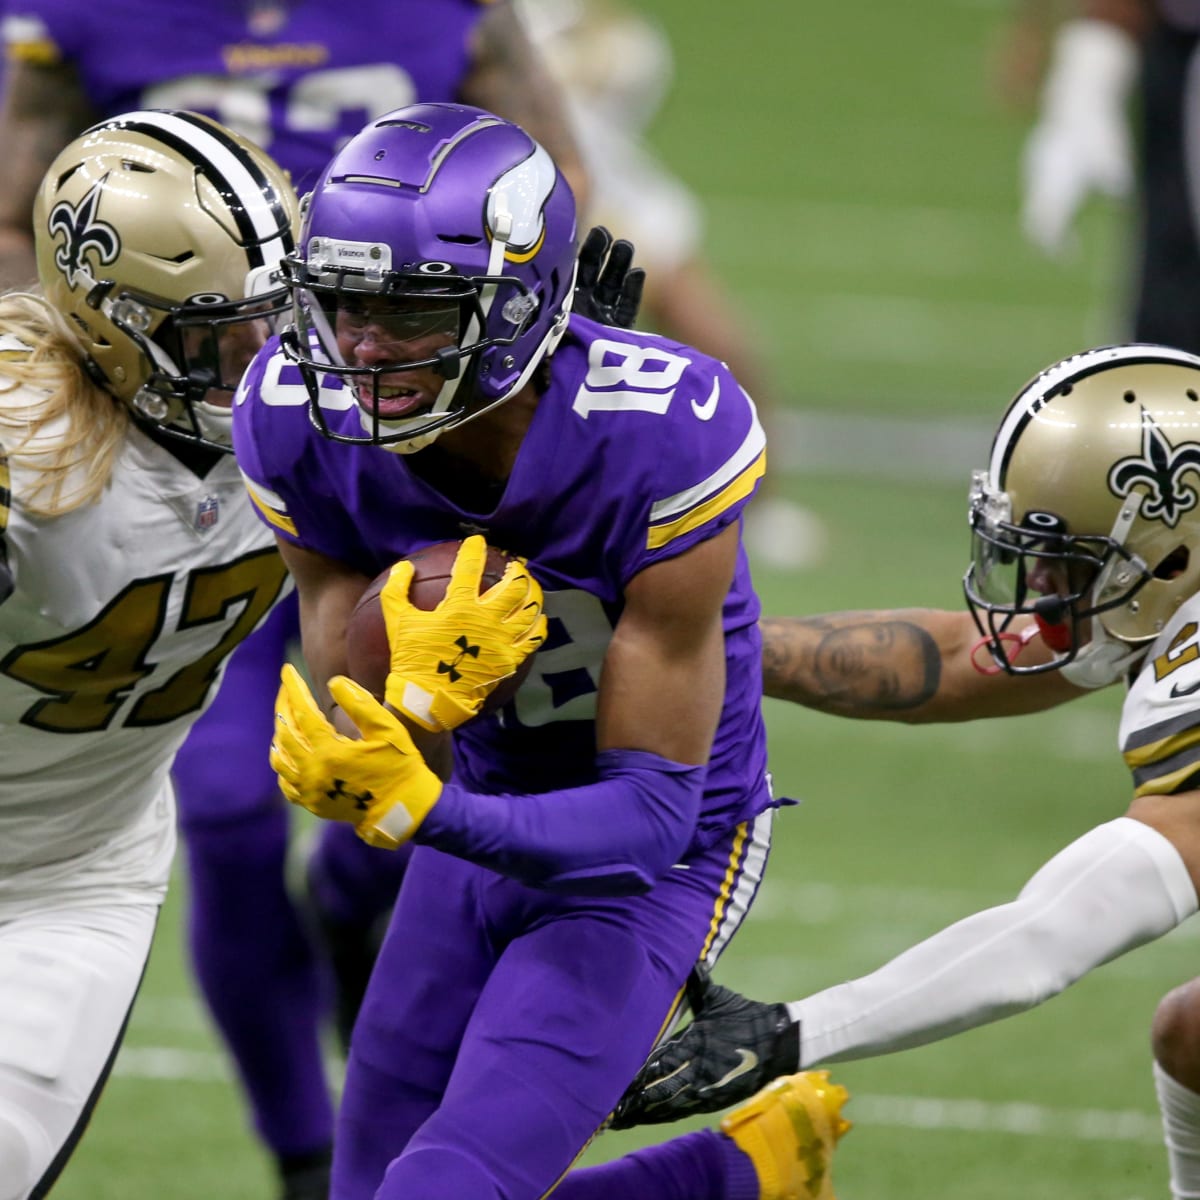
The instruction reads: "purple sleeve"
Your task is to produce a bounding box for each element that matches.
[416,749,704,895]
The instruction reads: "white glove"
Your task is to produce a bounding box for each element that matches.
[1020,19,1138,255]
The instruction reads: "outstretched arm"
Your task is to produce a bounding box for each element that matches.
[759,609,1084,722]
[615,795,1200,1127]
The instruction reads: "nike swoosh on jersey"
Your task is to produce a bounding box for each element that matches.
[699,1047,760,1093]
[690,378,720,421]
[1171,678,1200,698]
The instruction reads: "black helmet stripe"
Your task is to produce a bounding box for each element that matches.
[990,344,1200,485]
[90,109,291,270]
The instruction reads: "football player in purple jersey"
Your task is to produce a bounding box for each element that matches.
[236,102,847,1200]
[606,345,1200,1198]
[0,0,586,282]
[0,6,588,1197]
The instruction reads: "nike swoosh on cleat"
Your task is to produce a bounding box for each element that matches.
[699,1048,759,1093]
[1171,679,1200,697]
[690,378,720,420]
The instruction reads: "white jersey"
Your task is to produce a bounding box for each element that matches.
[1120,590,1200,795]
[0,377,289,904]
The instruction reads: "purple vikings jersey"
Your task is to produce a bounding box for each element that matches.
[2,0,489,189]
[234,314,773,843]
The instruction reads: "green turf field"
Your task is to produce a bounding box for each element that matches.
[54,1,1174,1196]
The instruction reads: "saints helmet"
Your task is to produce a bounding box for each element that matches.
[280,102,578,453]
[34,109,299,451]
[965,343,1200,684]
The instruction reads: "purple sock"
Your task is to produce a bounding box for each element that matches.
[183,808,334,1157]
[553,1129,756,1200]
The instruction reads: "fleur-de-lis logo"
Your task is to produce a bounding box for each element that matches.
[47,179,120,291]
[1108,408,1200,528]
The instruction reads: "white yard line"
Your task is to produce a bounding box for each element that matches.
[110,1045,1164,1144]
[851,1092,1163,1144]
[767,407,993,479]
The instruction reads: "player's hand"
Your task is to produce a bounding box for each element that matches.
[271,664,442,850]
[573,225,645,329]
[1020,19,1137,255]
[610,979,801,1128]
[381,535,547,732]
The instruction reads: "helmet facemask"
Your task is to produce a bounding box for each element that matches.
[963,469,1153,677]
[34,109,300,454]
[963,345,1200,686]
[105,273,290,451]
[277,104,578,454]
[282,224,569,454]
[282,266,528,452]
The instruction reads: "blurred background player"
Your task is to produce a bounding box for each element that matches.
[516,0,824,572]
[0,109,298,1200]
[0,4,587,1197]
[1003,0,1200,354]
[612,344,1200,1198]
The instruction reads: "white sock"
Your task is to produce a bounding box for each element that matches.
[1154,1059,1200,1199]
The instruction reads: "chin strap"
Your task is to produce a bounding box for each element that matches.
[969,619,1144,687]
[969,624,1041,676]
[1060,493,1147,688]
[1058,627,1145,688]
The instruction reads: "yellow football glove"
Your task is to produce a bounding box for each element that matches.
[270,663,442,850]
[382,534,548,732]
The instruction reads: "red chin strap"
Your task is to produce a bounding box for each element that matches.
[969,624,1041,676]
[1035,611,1073,652]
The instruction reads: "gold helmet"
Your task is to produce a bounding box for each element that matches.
[34,109,299,451]
[965,344,1200,685]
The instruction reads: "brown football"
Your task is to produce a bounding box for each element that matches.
[345,539,537,714]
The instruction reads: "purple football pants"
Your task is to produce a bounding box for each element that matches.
[333,807,773,1200]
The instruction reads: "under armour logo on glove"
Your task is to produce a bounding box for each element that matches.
[270,665,444,852]
[436,635,481,683]
[380,535,548,732]
[326,779,374,812]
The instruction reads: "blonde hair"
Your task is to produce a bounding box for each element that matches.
[0,291,130,517]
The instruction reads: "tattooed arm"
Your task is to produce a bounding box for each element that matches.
[759,609,1084,722]
[461,1,591,212]
[0,59,96,289]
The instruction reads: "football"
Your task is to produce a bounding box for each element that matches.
[344,539,538,713]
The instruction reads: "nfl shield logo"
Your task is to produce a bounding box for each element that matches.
[195,495,220,531]
[248,0,287,34]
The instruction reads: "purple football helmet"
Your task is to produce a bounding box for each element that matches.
[280,103,578,452]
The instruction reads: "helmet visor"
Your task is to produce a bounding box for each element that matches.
[172,291,290,394]
[963,474,1147,672]
[281,254,540,446]
[968,517,1109,615]
[107,285,289,450]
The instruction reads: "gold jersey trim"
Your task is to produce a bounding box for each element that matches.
[646,450,766,550]
[241,474,298,537]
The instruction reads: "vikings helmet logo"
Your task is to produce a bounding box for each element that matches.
[486,144,556,263]
[1108,408,1200,528]
[47,179,120,291]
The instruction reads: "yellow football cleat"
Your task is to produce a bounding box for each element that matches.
[719,1070,852,1200]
